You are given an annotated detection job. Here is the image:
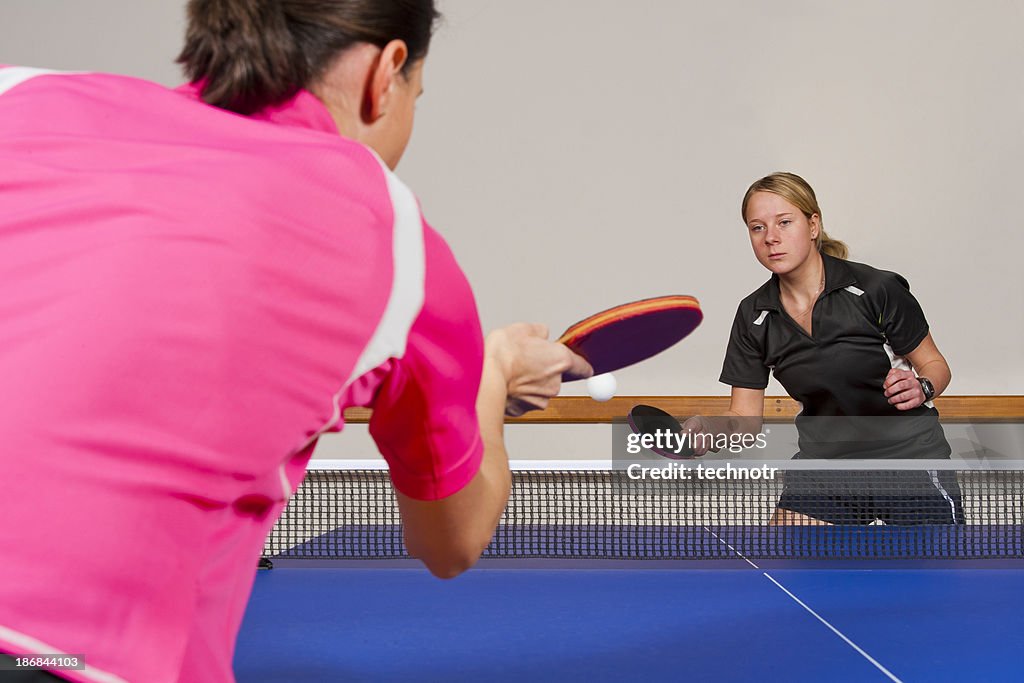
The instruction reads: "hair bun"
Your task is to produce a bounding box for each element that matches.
[177,0,439,115]
[179,0,305,114]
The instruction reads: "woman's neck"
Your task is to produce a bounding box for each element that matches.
[779,252,825,301]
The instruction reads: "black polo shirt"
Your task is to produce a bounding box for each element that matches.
[720,254,950,458]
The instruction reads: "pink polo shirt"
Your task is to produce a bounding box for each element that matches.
[0,66,484,683]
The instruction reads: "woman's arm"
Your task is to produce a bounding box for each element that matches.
[884,332,951,410]
[727,386,767,421]
[684,387,766,456]
[397,324,591,578]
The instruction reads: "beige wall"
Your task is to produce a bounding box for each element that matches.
[3,1,1021,459]
[402,0,1023,397]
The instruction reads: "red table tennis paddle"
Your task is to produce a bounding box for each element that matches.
[558,296,702,377]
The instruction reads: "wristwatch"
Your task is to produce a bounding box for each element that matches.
[917,377,935,402]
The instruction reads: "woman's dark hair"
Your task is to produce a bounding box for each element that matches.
[177,0,439,115]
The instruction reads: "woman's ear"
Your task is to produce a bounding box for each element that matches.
[365,39,409,122]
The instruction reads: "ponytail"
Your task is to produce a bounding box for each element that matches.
[817,230,848,259]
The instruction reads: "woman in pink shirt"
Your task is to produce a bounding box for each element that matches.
[0,1,591,682]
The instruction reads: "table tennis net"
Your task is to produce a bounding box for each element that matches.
[262,466,1023,560]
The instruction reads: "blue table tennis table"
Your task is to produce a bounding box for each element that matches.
[234,556,1024,682]
[238,462,1024,681]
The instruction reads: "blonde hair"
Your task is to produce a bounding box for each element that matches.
[741,172,848,259]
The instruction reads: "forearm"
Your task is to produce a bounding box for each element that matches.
[719,388,766,436]
[396,358,511,578]
[683,388,765,456]
[471,357,514,535]
[913,359,951,397]
[396,323,585,578]
[903,333,951,400]
[718,409,764,438]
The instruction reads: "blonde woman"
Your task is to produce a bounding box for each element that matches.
[697,172,961,526]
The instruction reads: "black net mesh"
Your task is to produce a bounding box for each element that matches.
[263,468,1023,560]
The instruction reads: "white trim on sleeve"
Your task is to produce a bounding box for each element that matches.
[0,66,78,96]
[283,155,427,496]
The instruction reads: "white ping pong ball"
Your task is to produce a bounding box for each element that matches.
[586,373,617,402]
